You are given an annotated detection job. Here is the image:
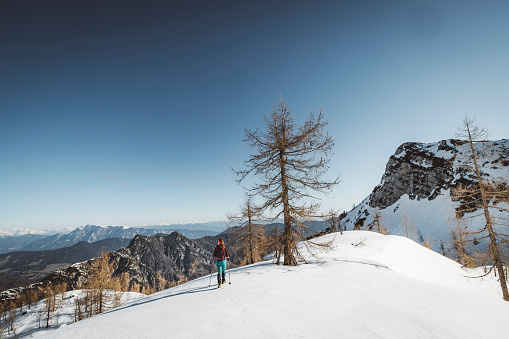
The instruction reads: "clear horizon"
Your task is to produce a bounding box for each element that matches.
[1,1,509,230]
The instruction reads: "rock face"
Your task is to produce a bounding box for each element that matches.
[369,140,461,209]
[0,231,242,305]
[110,232,216,288]
[109,231,241,288]
[342,139,509,240]
[2,232,237,298]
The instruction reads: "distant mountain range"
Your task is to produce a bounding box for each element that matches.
[0,231,239,302]
[141,221,228,232]
[1,217,337,301]
[0,227,74,237]
[0,225,220,254]
[0,234,47,254]
[0,225,222,291]
[0,238,131,291]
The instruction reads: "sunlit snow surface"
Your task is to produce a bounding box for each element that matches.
[5,290,145,338]
[344,191,509,252]
[30,231,509,339]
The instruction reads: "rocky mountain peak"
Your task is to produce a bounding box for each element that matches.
[370,139,456,209]
[342,138,508,243]
[369,139,508,210]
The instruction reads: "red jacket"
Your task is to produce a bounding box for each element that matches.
[213,245,229,261]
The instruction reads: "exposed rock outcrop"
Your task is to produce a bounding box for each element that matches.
[0,231,239,305]
[342,139,509,238]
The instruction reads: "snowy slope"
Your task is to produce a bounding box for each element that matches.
[4,290,145,338]
[343,191,509,250]
[34,231,509,338]
[342,139,509,248]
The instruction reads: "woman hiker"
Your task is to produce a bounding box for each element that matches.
[213,239,230,288]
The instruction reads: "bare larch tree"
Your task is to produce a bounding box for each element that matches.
[324,208,343,235]
[452,117,509,301]
[372,207,388,235]
[449,216,474,267]
[227,197,267,265]
[399,208,416,240]
[234,98,339,266]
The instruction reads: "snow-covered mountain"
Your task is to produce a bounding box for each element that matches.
[0,227,73,237]
[342,139,509,249]
[20,225,219,252]
[143,221,228,232]
[32,231,509,338]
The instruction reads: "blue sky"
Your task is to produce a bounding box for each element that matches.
[1,0,508,230]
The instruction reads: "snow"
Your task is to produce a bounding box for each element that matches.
[31,231,509,338]
[0,228,71,237]
[345,189,508,252]
[342,139,509,250]
[344,191,464,246]
[4,290,145,338]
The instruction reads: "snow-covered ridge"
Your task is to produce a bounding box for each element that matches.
[35,231,509,338]
[0,227,74,237]
[19,225,220,252]
[0,221,228,241]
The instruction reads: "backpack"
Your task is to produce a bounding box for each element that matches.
[214,245,226,261]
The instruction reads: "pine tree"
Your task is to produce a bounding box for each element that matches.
[234,97,339,265]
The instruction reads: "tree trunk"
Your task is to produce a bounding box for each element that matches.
[46,303,50,328]
[467,128,509,301]
[99,288,103,313]
[280,150,296,266]
[248,206,254,264]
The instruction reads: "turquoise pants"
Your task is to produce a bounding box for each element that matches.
[216,260,227,283]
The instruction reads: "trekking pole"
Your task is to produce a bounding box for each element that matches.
[208,265,213,287]
[228,258,231,285]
